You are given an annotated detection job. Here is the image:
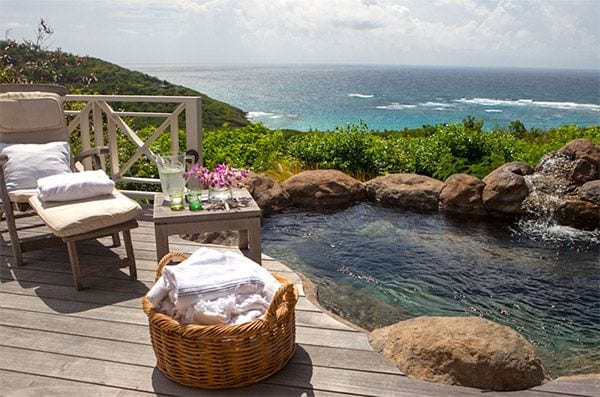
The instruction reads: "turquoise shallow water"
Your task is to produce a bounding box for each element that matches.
[131,64,600,131]
[261,203,600,377]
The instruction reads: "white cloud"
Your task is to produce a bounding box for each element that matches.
[0,0,597,68]
[5,21,29,28]
[116,27,141,35]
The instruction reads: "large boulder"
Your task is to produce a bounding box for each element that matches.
[557,139,600,182]
[555,199,600,231]
[579,180,600,205]
[282,169,365,209]
[246,173,290,215]
[369,316,547,391]
[439,173,487,217]
[482,162,531,216]
[491,161,534,177]
[366,173,444,211]
[536,151,596,187]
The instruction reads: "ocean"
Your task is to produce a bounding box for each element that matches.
[130,64,600,131]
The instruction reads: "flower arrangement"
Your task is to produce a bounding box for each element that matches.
[185,163,250,189]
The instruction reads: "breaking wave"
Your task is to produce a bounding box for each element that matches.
[376,103,417,110]
[455,98,600,112]
[247,111,275,120]
[421,102,452,108]
[349,93,375,98]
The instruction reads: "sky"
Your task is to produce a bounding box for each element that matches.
[0,0,599,69]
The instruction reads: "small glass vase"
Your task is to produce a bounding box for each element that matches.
[208,187,232,202]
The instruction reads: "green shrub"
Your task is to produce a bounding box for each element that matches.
[285,121,399,180]
[203,123,286,171]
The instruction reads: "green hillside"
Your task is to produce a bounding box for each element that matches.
[0,39,249,130]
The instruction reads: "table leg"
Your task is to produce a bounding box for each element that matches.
[248,217,262,265]
[238,228,249,250]
[155,225,170,262]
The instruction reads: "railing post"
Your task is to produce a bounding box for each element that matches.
[185,97,202,165]
[107,116,119,179]
[92,103,106,170]
[79,104,93,170]
[170,113,179,155]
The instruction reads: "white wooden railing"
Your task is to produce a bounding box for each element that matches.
[64,95,202,199]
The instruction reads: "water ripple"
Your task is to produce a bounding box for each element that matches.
[262,203,600,377]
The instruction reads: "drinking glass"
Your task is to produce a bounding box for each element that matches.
[168,188,184,211]
[186,189,203,211]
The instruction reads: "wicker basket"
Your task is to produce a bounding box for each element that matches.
[142,252,298,389]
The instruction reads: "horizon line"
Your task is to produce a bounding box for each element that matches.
[121,61,599,73]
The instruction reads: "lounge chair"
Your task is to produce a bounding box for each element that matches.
[0,90,140,290]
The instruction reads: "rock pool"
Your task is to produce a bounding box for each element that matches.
[261,202,600,377]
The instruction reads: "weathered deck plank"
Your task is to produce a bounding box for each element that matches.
[1,215,597,396]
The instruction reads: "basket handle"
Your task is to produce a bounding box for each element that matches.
[264,277,297,323]
[155,252,187,281]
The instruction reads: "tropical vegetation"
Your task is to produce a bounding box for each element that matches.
[200,120,599,181]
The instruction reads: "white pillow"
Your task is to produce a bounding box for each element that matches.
[37,169,115,202]
[1,142,71,191]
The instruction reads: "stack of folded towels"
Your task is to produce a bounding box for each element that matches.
[37,170,115,202]
[146,248,281,326]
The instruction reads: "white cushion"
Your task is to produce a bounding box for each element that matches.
[37,169,115,202]
[0,92,64,133]
[0,142,71,191]
[29,190,141,238]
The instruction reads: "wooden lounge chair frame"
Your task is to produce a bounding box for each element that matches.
[0,89,138,289]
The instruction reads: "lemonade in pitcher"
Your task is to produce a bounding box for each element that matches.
[154,151,198,201]
[158,167,186,200]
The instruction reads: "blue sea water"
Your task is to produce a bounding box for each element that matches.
[131,64,599,131]
[261,203,600,377]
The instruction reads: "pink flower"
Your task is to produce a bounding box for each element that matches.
[185,163,249,189]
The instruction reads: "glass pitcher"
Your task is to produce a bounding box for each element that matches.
[154,150,198,200]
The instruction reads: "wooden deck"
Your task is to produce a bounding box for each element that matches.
[1,209,598,396]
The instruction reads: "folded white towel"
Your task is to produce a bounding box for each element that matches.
[146,275,169,308]
[148,247,281,326]
[163,248,280,310]
[37,170,115,202]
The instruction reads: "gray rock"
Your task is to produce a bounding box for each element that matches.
[182,230,239,246]
[246,173,290,215]
[282,169,365,209]
[366,173,443,211]
[536,151,597,186]
[558,138,600,182]
[484,161,534,178]
[482,166,529,216]
[439,173,487,216]
[556,199,600,231]
[369,316,547,391]
[579,180,600,205]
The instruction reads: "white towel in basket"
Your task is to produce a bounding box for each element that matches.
[146,247,231,308]
[148,247,281,325]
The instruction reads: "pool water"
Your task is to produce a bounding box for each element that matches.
[261,203,600,377]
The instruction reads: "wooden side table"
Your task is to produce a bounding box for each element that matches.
[152,188,262,264]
